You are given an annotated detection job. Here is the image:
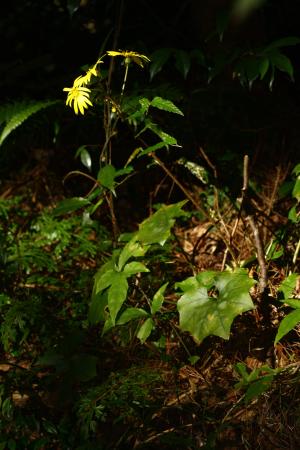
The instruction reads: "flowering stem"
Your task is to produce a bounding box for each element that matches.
[120,62,129,104]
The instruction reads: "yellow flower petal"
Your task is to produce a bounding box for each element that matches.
[106,50,150,67]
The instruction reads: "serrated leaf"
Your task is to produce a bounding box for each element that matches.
[123,261,149,277]
[98,164,116,190]
[108,273,128,324]
[117,307,148,325]
[139,97,151,114]
[275,309,300,344]
[150,48,172,80]
[177,158,209,183]
[151,282,168,314]
[137,317,154,343]
[137,201,187,245]
[52,197,90,216]
[146,121,179,145]
[174,49,191,79]
[177,269,255,342]
[151,97,184,116]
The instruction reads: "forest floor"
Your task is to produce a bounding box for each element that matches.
[1,151,300,450]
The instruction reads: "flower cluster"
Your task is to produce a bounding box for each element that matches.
[63,60,101,115]
[63,51,150,115]
[106,50,150,67]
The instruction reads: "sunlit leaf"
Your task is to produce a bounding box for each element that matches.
[137,201,187,246]
[117,307,148,325]
[107,272,128,324]
[138,141,167,157]
[52,197,90,216]
[275,308,300,344]
[177,269,255,342]
[150,97,184,116]
[97,164,116,190]
[279,274,299,299]
[244,375,274,403]
[76,145,92,171]
[137,317,154,343]
[123,261,149,277]
[118,240,148,270]
[151,282,168,314]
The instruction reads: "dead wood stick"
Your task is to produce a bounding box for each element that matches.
[242,155,267,293]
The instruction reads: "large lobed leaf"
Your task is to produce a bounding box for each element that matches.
[177,269,255,342]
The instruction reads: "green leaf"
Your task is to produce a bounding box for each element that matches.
[150,97,184,116]
[118,240,148,271]
[137,317,154,343]
[123,261,149,277]
[264,36,300,51]
[137,201,187,246]
[282,299,300,309]
[288,205,299,223]
[188,355,200,365]
[151,282,168,314]
[138,141,167,157]
[76,145,92,171]
[52,197,90,216]
[108,272,129,324]
[94,268,116,294]
[292,177,300,201]
[279,274,299,299]
[269,52,294,79]
[146,121,179,145]
[117,307,148,325]
[150,48,172,80]
[258,57,270,79]
[0,100,58,147]
[177,269,255,342]
[275,308,300,345]
[177,158,209,184]
[292,164,300,176]
[98,164,116,190]
[244,375,274,403]
[88,290,108,324]
[174,50,191,79]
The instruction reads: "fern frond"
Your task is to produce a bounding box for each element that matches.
[0,100,59,147]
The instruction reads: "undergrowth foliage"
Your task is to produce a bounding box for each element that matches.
[1,21,300,448]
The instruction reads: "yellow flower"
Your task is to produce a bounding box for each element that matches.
[106,50,150,67]
[73,60,102,87]
[63,86,93,115]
